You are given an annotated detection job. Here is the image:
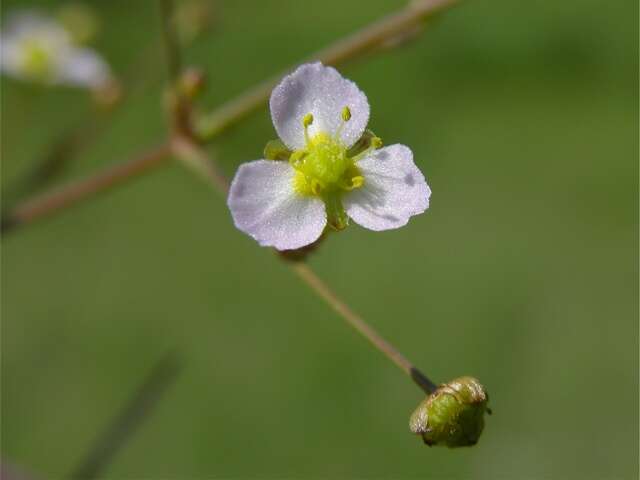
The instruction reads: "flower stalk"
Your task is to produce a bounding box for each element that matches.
[290,261,438,394]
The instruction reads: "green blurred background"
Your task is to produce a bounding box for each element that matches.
[2,0,637,478]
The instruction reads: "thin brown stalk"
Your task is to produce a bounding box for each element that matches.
[195,0,458,138]
[3,118,101,203]
[1,144,172,233]
[1,0,457,235]
[159,0,182,82]
[171,136,229,194]
[290,262,437,394]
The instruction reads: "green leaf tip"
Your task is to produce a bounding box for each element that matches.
[409,376,490,448]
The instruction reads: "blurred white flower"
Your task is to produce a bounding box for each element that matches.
[228,62,431,251]
[0,10,111,89]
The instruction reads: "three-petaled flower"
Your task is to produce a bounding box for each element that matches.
[0,10,112,89]
[227,62,431,251]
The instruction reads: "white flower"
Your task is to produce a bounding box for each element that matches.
[228,62,431,251]
[0,10,111,89]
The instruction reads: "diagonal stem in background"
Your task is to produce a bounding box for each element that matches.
[1,144,171,233]
[1,0,458,235]
[2,118,102,205]
[159,0,182,82]
[69,352,182,480]
[196,0,458,138]
[291,262,437,393]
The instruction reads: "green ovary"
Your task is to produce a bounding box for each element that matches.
[291,132,364,230]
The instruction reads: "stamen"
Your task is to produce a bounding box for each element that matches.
[289,109,366,198]
[335,106,352,140]
[341,106,351,122]
[302,113,314,144]
[303,112,314,127]
[339,175,364,191]
[349,176,364,189]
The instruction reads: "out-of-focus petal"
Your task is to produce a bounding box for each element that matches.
[59,48,110,88]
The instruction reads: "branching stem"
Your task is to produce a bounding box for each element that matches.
[1,0,458,234]
[1,144,171,233]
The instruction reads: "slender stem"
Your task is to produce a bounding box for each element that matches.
[290,262,437,394]
[2,118,100,205]
[170,136,229,194]
[69,352,182,479]
[159,0,181,82]
[195,0,458,138]
[159,0,193,136]
[1,0,458,233]
[1,144,172,233]
[173,140,437,394]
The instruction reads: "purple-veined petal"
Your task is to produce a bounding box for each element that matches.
[270,62,369,150]
[228,160,327,250]
[344,144,430,231]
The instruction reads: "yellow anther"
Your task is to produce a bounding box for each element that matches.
[341,175,364,191]
[302,113,314,128]
[341,106,352,122]
[350,175,364,189]
[371,136,383,149]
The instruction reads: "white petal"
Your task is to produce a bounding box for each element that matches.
[269,62,370,150]
[59,48,110,88]
[3,10,62,37]
[228,160,327,250]
[0,37,23,76]
[344,145,430,231]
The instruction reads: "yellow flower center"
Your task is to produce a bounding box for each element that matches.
[291,132,362,196]
[288,108,378,230]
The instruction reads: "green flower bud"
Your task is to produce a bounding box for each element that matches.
[264,139,292,161]
[409,376,490,448]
